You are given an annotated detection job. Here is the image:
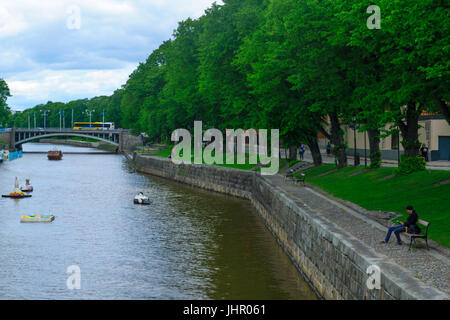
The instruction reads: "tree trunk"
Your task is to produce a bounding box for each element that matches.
[329,111,347,168]
[307,139,322,166]
[367,129,381,168]
[288,146,297,161]
[433,94,450,125]
[397,103,422,158]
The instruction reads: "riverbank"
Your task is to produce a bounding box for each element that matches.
[37,138,118,152]
[294,165,450,247]
[125,152,449,300]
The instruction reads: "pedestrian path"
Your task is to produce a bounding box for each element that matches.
[266,174,450,295]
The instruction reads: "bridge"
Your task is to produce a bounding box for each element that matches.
[0,128,138,152]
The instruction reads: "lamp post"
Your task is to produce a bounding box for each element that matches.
[59,109,62,131]
[40,110,50,129]
[352,116,358,167]
[397,125,400,165]
[364,130,367,168]
[34,112,36,128]
[28,112,30,129]
[85,109,95,129]
[102,110,105,130]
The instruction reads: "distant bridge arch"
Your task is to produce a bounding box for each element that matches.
[13,128,124,150]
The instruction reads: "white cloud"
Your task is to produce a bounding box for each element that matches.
[0,6,29,38]
[8,65,136,108]
[1,0,221,110]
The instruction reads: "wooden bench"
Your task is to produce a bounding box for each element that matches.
[403,219,430,250]
[290,172,306,186]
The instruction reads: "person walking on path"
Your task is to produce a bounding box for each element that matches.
[381,205,420,245]
[326,142,331,156]
[420,143,429,162]
[299,144,305,160]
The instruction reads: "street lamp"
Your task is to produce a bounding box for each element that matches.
[350,115,360,167]
[40,110,50,129]
[364,130,367,168]
[85,109,95,129]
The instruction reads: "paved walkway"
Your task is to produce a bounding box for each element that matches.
[266,174,450,295]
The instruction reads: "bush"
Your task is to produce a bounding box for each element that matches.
[369,150,382,169]
[396,155,426,175]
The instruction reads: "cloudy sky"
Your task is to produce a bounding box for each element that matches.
[0,0,220,111]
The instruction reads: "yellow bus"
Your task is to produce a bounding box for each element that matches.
[73,122,115,130]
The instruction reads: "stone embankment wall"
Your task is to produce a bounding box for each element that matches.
[121,134,143,151]
[0,132,10,148]
[128,152,447,300]
[38,139,117,151]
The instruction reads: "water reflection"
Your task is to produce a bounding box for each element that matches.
[0,143,317,299]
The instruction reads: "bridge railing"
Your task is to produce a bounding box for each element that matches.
[15,128,125,133]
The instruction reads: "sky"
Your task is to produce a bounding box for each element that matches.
[0,0,221,111]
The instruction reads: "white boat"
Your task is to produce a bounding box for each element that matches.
[20,179,33,192]
[20,214,55,223]
[134,192,151,205]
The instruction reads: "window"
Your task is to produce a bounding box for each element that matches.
[391,132,399,150]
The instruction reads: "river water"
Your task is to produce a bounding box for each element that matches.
[0,143,317,299]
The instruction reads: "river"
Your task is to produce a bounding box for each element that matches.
[0,143,317,299]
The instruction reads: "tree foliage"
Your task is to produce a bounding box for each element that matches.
[10,0,449,168]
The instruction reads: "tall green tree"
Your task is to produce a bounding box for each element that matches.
[0,78,11,126]
[236,0,324,165]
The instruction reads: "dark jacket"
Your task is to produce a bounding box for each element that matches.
[405,211,421,234]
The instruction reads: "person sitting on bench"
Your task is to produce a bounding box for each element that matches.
[381,205,420,245]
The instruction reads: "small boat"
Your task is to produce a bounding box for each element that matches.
[20,179,33,192]
[20,214,55,223]
[2,192,32,199]
[2,177,32,199]
[48,150,63,160]
[134,192,151,205]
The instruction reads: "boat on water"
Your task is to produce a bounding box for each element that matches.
[48,150,63,160]
[20,214,55,223]
[0,150,9,162]
[134,192,151,205]
[20,179,33,192]
[2,177,32,199]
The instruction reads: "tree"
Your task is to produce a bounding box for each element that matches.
[344,0,450,158]
[0,78,11,125]
[236,0,323,165]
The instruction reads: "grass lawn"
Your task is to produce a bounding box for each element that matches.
[154,147,287,171]
[298,165,450,247]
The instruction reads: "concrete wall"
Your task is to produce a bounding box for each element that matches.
[128,153,447,300]
[38,139,117,152]
[121,133,143,151]
[0,131,11,149]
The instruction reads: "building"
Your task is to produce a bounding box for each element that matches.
[344,114,450,161]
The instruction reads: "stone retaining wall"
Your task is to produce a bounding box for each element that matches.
[0,132,10,148]
[129,152,447,300]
